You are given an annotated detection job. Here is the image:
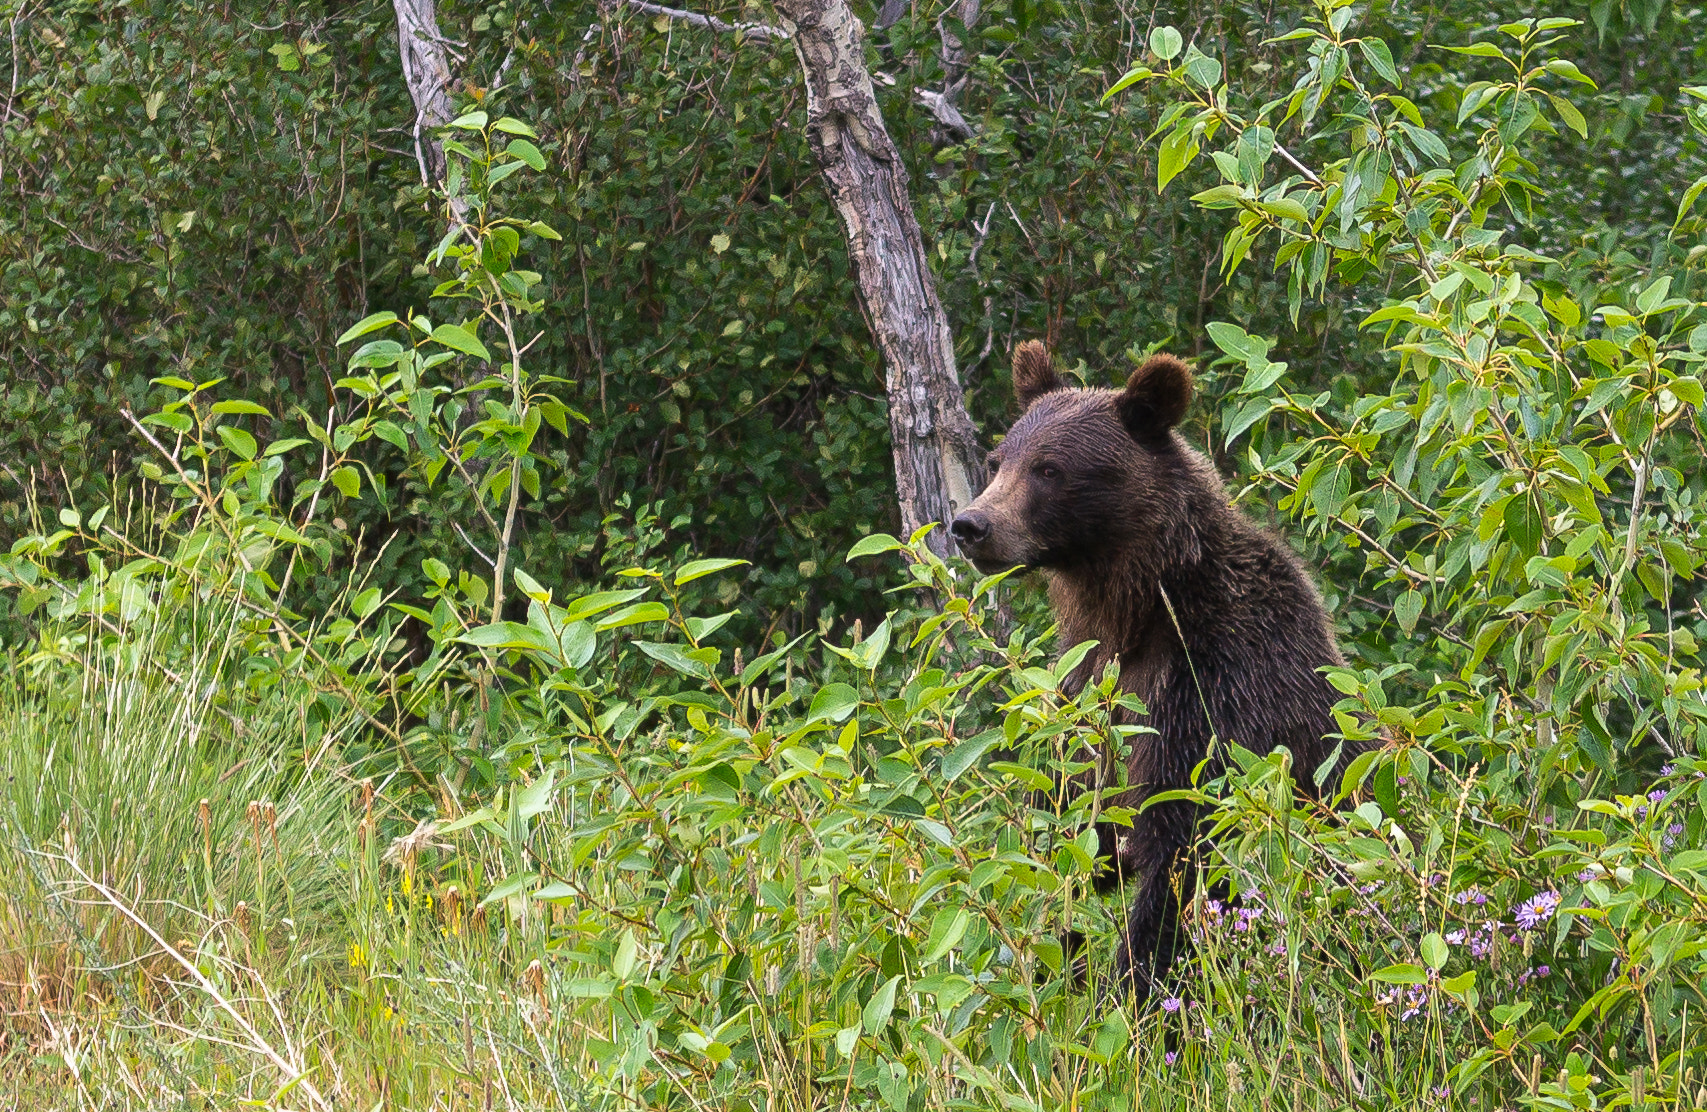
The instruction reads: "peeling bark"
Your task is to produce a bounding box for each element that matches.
[774,0,985,553]
[392,0,460,187]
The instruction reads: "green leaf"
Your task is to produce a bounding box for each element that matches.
[210,400,272,416]
[336,311,399,345]
[493,116,539,137]
[941,729,1002,781]
[430,323,492,362]
[460,621,555,652]
[808,683,860,724]
[513,567,550,601]
[1221,396,1273,446]
[675,557,750,585]
[216,425,257,461]
[1182,49,1222,90]
[506,138,545,171]
[1421,932,1448,970]
[330,465,361,499]
[1205,321,1258,361]
[1675,175,1707,229]
[921,909,971,963]
[1356,38,1400,85]
[612,928,638,980]
[1395,589,1423,633]
[1668,376,1704,408]
[1636,275,1672,315]
[863,975,900,1035]
[1504,493,1542,557]
[566,588,649,621]
[635,640,709,678]
[372,420,409,451]
[596,601,671,630]
[1370,963,1428,984]
[988,761,1054,791]
[351,587,382,619]
[1158,127,1200,193]
[449,110,489,130]
[848,616,892,670]
[1240,360,1288,394]
[1149,25,1183,60]
[1543,58,1596,87]
[1442,42,1510,59]
[479,872,539,907]
[1102,66,1155,102]
[847,533,904,561]
[516,767,557,820]
[1546,93,1588,139]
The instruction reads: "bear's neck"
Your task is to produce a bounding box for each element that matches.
[1046,497,1239,679]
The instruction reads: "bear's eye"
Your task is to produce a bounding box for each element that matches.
[1038,463,1062,481]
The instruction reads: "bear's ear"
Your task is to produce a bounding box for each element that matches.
[1117,354,1193,442]
[1011,340,1061,408]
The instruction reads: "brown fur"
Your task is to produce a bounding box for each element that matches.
[951,342,1362,1001]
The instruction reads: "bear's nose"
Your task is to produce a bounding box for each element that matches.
[950,512,991,548]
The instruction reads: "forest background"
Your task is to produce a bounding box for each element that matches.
[2,0,1707,1108]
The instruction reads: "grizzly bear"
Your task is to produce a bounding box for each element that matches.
[950,340,1358,1002]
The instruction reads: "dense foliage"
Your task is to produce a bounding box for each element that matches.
[7,0,1697,632]
[4,0,1707,1108]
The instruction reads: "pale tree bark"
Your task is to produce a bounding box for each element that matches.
[392,0,461,187]
[773,0,985,554]
[918,0,978,140]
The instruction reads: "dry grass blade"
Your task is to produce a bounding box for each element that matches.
[53,851,331,1111]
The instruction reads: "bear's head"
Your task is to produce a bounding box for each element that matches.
[950,340,1196,575]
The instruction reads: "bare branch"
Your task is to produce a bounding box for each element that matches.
[915,87,975,140]
[622,0,788,42]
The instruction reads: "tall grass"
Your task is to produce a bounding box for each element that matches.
[2,591,1700,1111]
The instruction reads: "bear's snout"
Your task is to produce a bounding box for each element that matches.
[949,511,991,548]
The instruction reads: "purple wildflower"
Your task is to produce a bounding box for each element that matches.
[1266,939,1287,956]
[1452,887,1488,907]
[1661,764,1676,776]
[1665,822,1684,849]
[1234,907,1264,932]
[1516,964,1552,987]
[1577,865,1604,882]
[1165,1050,1178,1066]
[1162,996,1183,1013]
[1445,929,1466,945]
[1513,891,1561,931]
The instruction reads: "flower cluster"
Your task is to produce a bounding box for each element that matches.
[1375,982,1435,1022]
[1445,920,1499,960]
[1636,788,1666,820]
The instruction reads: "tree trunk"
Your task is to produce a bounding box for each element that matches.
[774,0,985,554]
[392,0,459,187]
